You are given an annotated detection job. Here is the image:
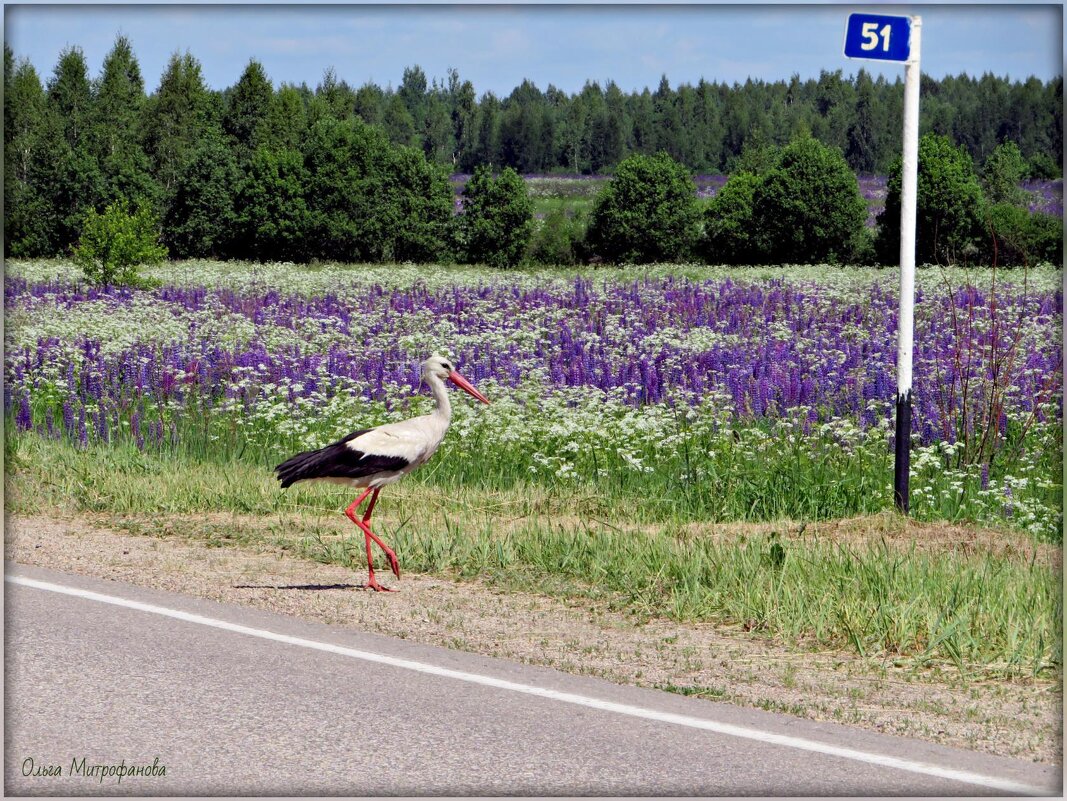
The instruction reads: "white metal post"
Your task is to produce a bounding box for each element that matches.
[894,15,921,513]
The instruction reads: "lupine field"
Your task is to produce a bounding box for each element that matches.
[5,258,1062,541]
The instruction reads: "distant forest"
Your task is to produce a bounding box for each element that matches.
[4,36,1063,258]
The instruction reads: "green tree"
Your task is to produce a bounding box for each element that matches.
[303,116,451,263]
[73,198,167,286]
[877,133,985,265]
[383,145,454,262]
[90,35,155,207]
[652,75,683,162]
[981,140,1028,206]
[163,131,238,258]
[223,59,273,166]
[143,52,216,195]
[422,89,454,164]
[460,165,534,267]
[701,171,762,264]
[315,67,354,120]
[845,69,882,173]
[629,88,656,156]
[264,84,308,151]
[587,152,699,263]
[303,116,382,261]
[4,50,52,255]
[979,202,1063,267]
[500,80,554,173]
[48,45,93,149]
[354,82,384,127]
[39,47,104,250]
[727,126,781,175]
[448,70,479,170]
[233,146,310,261]
[527,205,587,266]
[473,92,502,167]
[398,65,428,134]
[751,136,867,263]
[383,92,417,147]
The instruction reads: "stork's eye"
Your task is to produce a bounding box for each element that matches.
[441,362,452,371]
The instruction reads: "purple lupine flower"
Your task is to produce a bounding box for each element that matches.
[16,392,32,431]
[76,407,88,448]
[132,408,144,450]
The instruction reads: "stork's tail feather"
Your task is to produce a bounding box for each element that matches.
[274,447,326,488]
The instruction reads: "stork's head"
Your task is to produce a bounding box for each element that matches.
[421,355,490,404]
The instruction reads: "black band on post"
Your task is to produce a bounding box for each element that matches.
[894,390,912,514]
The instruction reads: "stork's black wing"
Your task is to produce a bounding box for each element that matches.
[274,429,411,488]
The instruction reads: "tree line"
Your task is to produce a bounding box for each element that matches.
[4,36,1062,262]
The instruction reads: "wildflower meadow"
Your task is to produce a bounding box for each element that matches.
[6,258,1062,540]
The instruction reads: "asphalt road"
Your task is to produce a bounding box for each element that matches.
[5,563,1060,796]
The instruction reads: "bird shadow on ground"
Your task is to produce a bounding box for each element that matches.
[232,583,363,591]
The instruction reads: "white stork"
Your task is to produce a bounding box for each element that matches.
[275,355,490,591]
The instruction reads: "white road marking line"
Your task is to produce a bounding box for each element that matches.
[7,573,1050,796]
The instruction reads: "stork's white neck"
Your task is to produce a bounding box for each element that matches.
[425,371,452,421]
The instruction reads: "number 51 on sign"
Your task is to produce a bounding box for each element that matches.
[843,13,912,62]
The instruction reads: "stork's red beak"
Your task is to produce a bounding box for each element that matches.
[448,370,490,404]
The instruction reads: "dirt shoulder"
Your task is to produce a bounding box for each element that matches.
[5,513,1061,765]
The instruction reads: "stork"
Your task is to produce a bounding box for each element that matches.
[274,355,490,591]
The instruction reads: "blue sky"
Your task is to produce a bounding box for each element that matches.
[6,4,1063,96]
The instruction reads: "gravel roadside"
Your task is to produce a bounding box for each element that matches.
[5,513,1061,765]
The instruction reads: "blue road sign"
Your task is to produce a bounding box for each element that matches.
[843,13,912,62]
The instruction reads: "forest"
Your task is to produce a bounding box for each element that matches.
[4,36,1063,261]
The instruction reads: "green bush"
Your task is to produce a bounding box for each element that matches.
[877,133,985,265]
[1027,152,1061,180]
[587,152,700,264]
[72,198,167,286]
[751,137,868,264]
[527,203,587,266]
[978,202,1064,266]
[383,146,455,264]
[701,171,761,264]
[981,141,1028,206]
[726,129,781,176]
[459,165,533,268]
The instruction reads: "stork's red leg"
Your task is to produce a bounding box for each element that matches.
[359,488,400,579]
[362,486,380,521]
[344,487,400,591]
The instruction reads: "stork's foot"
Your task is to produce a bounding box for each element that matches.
[364,576,396,592]
[381,547,401,580]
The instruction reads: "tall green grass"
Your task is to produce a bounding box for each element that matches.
[7,431,1060,679]
[18,382,1060,539]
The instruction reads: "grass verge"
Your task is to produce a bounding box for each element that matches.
[6,431,1061,680]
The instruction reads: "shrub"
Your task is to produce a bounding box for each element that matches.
[527,203,588,266]
[73,198,167,286]
[726,129,782,176]
[877,133,985,265]
[981,141,1028,206]
[750,137,868,264]
[1027,152,1061,180]
[701,171,761,264]
[459,165,533,268]
[977,202,1064,266]
[587,152,699,264]
[383,146,455,264]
